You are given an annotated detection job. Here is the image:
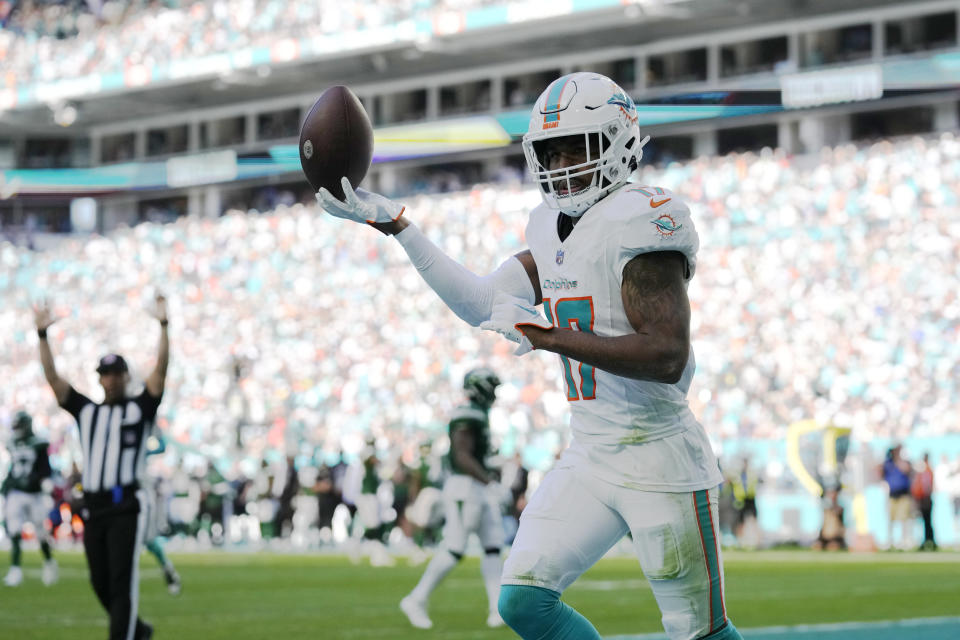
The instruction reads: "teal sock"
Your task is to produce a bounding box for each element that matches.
[700,621,744,640]
[499,584,601,640]
[40,539,53,561]
[11,535,22,567]
[145,538,169,568]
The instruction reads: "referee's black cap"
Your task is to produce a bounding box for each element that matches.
[96,354,129,374]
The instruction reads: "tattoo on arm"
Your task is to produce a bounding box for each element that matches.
[620,251,690,335]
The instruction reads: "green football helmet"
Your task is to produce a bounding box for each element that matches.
[12,411,33,440]
[463,367,501,409]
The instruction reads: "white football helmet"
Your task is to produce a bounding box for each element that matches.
[522,72,649,217]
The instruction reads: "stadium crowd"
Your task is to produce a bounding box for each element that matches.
[2,132,960,549]
[1,0,504,86]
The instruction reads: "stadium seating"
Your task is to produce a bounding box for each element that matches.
[2,133,959,475]
[0,0,498,86]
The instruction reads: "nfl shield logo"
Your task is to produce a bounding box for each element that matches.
[556,249,564,265]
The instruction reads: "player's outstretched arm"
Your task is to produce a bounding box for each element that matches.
[145,293,169,398]
[33,302,71,404]
[519,251,691,383]
[317,177,541,325]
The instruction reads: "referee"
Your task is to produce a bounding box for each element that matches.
[34,295,169,640]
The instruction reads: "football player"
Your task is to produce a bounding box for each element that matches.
[400,368,512,629]
[142,432,182,595]
[318,72,741,640]
[342,440,395,567]
[2,411,58,587]
[404,440,444,551]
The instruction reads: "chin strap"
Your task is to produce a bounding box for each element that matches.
[635,134,651,164]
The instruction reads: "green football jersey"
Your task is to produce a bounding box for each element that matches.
[2,436,51,494]
[361,456,379,495]
[446,402,491,475]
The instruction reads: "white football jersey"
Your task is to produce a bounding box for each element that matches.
[526,184,722,491]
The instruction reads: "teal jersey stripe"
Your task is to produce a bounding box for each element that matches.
[694,489,726,632]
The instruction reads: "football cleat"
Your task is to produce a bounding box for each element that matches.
[400,595,433,629]
[3,565,23,587]
[136,621,154,640]
[487,610,505,628]
[41,559,58,586]
[165,568,182,596]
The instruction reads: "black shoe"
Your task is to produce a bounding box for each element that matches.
[136,621,153,640]
[165,568,182,596]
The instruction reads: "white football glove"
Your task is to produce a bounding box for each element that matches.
[316,176,405,225]
[479,293,553,355]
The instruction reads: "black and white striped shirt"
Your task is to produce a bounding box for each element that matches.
[61,387,162,496]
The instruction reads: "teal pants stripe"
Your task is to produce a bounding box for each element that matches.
[694,489,726,633]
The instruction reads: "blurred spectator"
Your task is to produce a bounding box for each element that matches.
[717,469,738,546]
[253,459,279,540]
[314,461,339,541]
[812,486,846,551]
[911,453,936,550]
[731,459,761,548]
[275,455,299,538]
[881,444,913,550]
[0,0,520,88]
[945,455,960,543]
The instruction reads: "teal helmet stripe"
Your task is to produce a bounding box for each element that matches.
[543,74,575,123]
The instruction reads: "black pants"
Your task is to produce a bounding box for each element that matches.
[919,497,936,547]
[82,493,149,640]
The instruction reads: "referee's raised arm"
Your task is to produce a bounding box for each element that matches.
[33,302,70,405]
[145,293,169,399]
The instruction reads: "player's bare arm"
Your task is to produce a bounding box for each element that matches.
[33,302,71,404]
[523,251,690,383]
[450,424,493,484]
[145,293,169,398]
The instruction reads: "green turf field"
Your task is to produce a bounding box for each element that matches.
[2,550,959,639]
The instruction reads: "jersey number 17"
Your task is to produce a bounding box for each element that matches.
[543,296,596,401]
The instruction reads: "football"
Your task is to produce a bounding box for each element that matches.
[299,85,374,200]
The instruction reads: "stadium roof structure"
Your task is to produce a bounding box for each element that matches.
[0,0,910,136]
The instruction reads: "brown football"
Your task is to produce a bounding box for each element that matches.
[299,85,373,200]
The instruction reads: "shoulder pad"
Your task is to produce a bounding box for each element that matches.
[597,185,682,220]
[525,201,555,232]
[602,185,699,282]
[449,405,487,425]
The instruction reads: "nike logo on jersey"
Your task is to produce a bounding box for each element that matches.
[650,197,671,208]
